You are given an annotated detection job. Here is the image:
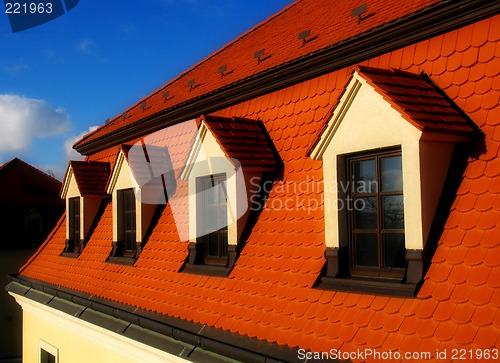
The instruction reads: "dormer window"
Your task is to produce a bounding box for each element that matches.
[68,197,81,252]
[107,146,167,264]
[60,161,110,256]
[118,188,137,256]
[197,173,228,264]
[310,66,477,296]
[347,149,406,277]
[181,115,280,276]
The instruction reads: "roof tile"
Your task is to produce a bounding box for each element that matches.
[474,325,500,348]
[469,285,495,306]
[400,315,420,336]
[471,304,497,326]
[449,283,474,304]
[434,321,458,342]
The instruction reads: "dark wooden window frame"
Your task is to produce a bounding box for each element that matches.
[109,188,139,264]
[120,188,137,257]
[184,173,236,277]
[347,150,406,280]
[319,147,424,297]
[63,197,82,256]
[198,173,229,265]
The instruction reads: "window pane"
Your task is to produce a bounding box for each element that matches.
[354,234,378,267]
[41,349,56,363]
[221,230,228,257]
[354,197,377,230]
[382,195,404,230]
[206,232,219,257]
[352,159,376,193]
[69,197,80,244]
[381,156,403,192]
[383,234,406,268]
[198,174,228,260]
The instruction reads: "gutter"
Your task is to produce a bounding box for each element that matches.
[76,0,500,156]
[6,275,327,363]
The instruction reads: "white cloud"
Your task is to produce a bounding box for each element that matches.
[0,94,71,152]
[64,126,99,161]
[76,39,95,53]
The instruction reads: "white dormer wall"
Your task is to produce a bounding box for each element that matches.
[311,72,456,251]
[63,171,83,242]
[183,124,251,246]
[62,169,104,243]
[107,151,155,244]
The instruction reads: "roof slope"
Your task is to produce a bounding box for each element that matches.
[74,0,441,150]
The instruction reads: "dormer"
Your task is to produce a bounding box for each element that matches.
[107,146,168,263]
[60,161,110,256]
[310,66,477,296]
[180,115,281,275]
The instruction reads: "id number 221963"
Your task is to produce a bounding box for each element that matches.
[5,2,53,14]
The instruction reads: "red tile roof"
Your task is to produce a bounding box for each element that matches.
[355,66,476,136]
[201,115,280,169]
[73,0,442,150]
[67,161,110,196]
[17,1,500,361]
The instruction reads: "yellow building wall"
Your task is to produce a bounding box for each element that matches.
[16,294,187,363]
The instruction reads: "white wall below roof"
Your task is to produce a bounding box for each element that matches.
[10,292,189,363]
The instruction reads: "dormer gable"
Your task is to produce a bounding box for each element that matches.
[107,146,164,263]
[310,66,477,296]
[181,115,281,275]
[60,161,110,255]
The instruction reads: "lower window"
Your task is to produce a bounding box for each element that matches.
[347,149,406,278]
[39,340,58,363]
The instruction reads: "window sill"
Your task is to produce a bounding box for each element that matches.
[61,251,80,258]
[107,256,136,266]
[318,275,417,298]
[181,263,230,277]
[322,246,424,297]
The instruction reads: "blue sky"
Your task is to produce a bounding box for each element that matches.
[0,0,292,179]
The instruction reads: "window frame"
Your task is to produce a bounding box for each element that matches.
[68,196,81,252]
[39,340,58,363]
[117,188,137,257]
[346,149,406,279]
[196,173,229,265]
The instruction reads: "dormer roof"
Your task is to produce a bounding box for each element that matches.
[61,161,110,198]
